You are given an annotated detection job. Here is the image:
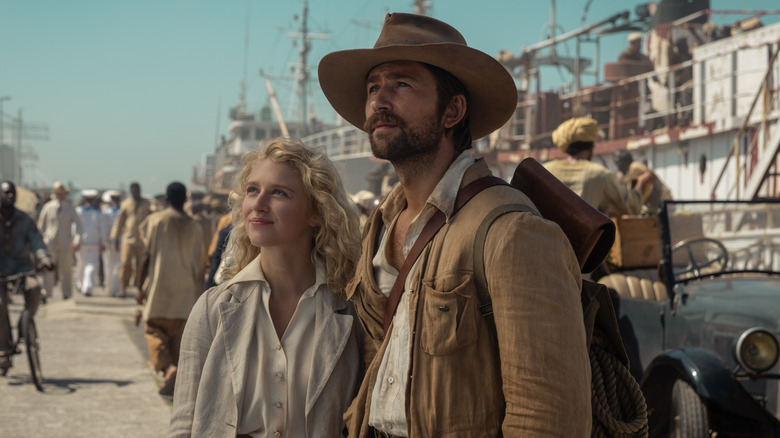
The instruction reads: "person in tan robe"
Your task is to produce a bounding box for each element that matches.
[110,182,151,298]
[544,117,653,218]
[137,181,206,396]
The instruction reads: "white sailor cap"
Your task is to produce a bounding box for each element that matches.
[81,189,99,199]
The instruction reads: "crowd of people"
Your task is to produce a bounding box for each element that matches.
[0,12,669,437]
[0,177,231,395]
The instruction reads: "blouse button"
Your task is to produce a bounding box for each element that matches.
[275,402,282,408]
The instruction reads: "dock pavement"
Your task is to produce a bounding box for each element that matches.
[0,285,172,438]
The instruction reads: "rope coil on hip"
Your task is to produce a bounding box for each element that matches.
[590,327,649,438]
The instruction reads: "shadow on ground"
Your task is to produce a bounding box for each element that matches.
[5,375,132,393]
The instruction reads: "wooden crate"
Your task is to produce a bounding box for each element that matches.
[610,216,662,268]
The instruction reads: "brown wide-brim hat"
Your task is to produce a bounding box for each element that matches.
[318,13,518,140]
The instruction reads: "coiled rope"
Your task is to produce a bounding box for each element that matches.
[590,327,649,438]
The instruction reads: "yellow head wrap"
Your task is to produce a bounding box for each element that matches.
[552,117,600,152]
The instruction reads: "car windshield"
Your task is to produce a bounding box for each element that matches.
[660,200,780,283]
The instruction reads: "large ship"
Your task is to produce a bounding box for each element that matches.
[198,0,780,202]
[488,0,780,201]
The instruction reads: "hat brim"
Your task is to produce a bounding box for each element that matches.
[319,43,517,140]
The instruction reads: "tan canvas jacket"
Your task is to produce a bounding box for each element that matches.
[345,160,591,437]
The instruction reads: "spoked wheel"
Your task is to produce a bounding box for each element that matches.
[671,380,709,438]
[2,306,13,377]
[21,310,44,391]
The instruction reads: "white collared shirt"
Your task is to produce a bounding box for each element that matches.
[368,151,475,436]
[238,259,326,437]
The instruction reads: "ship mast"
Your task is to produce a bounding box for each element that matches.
[238,1,250,115]
[413,0,432,15]
[288,0,328,134]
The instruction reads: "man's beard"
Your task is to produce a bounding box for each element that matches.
[364,111,444,168]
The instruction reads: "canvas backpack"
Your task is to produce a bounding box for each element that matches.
[469,158,649,438]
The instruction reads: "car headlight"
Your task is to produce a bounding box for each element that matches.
[734,328,780,375]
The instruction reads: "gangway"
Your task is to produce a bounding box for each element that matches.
[711,41,780,200]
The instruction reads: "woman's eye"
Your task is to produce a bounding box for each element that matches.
[272,189,288,197]
[246,187,258,194]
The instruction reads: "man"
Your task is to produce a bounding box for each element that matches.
[136,182,205,396]
[544,117,652,218]
[0,181,53,371]
[101,190,122,296]
[670,38,693,125]
[110,182,151,298]
[188,200,212,275]
[75,189,104,296]
[319,13,590,437]
[37,181,82,300]
[619,32,652,65]
[614,150,672,213]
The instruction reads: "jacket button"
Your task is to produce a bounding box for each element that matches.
[438,305,449,312]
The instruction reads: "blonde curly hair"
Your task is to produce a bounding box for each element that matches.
[223,138,361,290]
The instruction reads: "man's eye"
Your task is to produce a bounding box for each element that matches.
[367,85,379,93]
[398,81,410,87]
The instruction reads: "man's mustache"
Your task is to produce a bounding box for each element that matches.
[364,112,404,133]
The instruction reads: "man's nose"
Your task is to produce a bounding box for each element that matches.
[368,87,391,113]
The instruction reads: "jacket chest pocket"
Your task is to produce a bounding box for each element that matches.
[419,275,479,355]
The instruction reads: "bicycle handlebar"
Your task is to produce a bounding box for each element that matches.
[0,270,42,283]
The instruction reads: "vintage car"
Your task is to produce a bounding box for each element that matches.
[599,200,780,437]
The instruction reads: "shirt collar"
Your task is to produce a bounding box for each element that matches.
[379,150,475,223]
[226,253,327,298]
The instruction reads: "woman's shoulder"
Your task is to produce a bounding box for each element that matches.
[201,280,251,303]
[317,284,354,314]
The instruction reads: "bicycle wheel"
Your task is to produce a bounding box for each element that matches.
[21,310,44,391]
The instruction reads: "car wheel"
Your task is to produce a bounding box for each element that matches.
[671,380,710,438]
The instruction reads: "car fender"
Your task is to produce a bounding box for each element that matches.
[641,348,780,437]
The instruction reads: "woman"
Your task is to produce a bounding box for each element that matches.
[168,138,363,437]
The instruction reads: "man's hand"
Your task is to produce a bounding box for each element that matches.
[634,170,656,194]
[72,242,80,251]
[39,257,55,272]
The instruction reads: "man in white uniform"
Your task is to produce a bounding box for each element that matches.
[75,189,104,296]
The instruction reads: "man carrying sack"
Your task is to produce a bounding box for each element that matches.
[319,13,590,437]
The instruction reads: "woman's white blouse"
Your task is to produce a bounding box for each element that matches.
[238,262,326,437]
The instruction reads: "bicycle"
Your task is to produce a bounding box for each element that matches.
[1,269,44,391]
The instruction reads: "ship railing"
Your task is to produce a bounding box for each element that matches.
[502,39,780,155]
[301,125,373,162]
[711,40,780,200]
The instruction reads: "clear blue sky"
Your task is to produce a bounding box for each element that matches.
[1,0,777,195]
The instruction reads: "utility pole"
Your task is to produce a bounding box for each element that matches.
[0,96,10,148]
[13,109,49,187]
